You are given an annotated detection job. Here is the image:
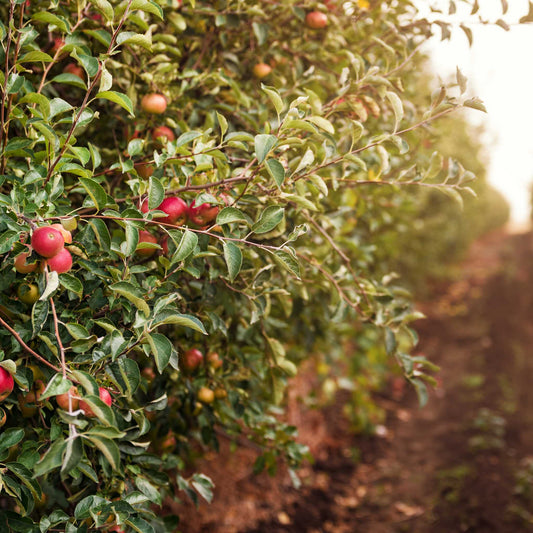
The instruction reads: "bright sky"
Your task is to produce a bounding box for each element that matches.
[420,0,533,228]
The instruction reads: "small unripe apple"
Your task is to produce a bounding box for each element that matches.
[63,63,84,79]
[80,387,113,417]
[17,283,40,304]
[305,11,328,29]
[253,63,272,79]
[181,348,203,372]
[45,248,73,274]
[141,93,167,114]
[151,126,175,144]
[198,386,215,404]
[50,223,73,244]
[136,230,158,257]
[0,367,14,402]
[56,385,79,411]
[14,248,37,273]
[136,163,154,179]
[141,367,156,380]
[214,387,227,399]
[31,226,64,258]
[0,409,6,427]
[207,352,223,370]
[188,200,219,226]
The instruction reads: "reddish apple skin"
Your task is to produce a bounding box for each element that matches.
[46,248,73,273]
[0,367,14,402]
[159,197,188,225]
[14,249,37,273]
[50,223,72,244]
[188,201,219,226]
[63,63,84,79]
[80,387,113,417]
[31,226,64,258]
[306,11,328,29]
[181,348,204,372]
[161,237,169,256]
[151,126,175,143]
[136,230,158,257]
[253,63,272,79]
[56,386,79,411]
[141,93,167,114]
[207,351,223,370]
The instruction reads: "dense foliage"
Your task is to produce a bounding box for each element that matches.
[0,0,522,531]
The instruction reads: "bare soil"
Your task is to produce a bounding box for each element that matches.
[177,230,533,533]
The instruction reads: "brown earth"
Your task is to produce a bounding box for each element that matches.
[176,230,533,533]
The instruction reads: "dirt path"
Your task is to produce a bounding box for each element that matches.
[178,230,533,533]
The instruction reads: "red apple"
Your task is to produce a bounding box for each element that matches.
[63,63,84,80]
[151,126,175,144]
[136,230,158,257]
[181,348,203,372]
[14,248,37,273]
[31,226,64,258]
[0,367,14,402]
[56,385,79,411]
[45,248,73,274]
[50,37,65,55]
[141,93,167,114]
[188,200,219,226]
[143,197,188,226]
[161,237,169,256]
[18,391,38,417]
[305,11,328,29]
[253,63,272,79]
[80,387,113,417]
[50,223,73,244]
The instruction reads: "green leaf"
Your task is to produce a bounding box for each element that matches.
[40,271,59,301]
[148,177,165,209]
[216,207,249,226]
[254,134,277,163]
[152,313,207,335]
[88,218,111,251]
[49,98,73,120]
[79,177,108,211]
[252,206,284,234]
[95,91,134,116]
[110,282,150,317]
[223,242,242,282]
[265,159,285,188]
[307,116,335,134]
[124,222,139,257]
[19,50,54,63]
[0,429,25,452]
[261,84,284,115]
[135,477,162,505]
[89,0,114,21]
[61,437,84,475]
[146,333,173,373]
[32,12,70,33]
[386,91,404,131]
[59,273,83,298]
[79,395,116,426]
[175,131,202,148]
[172,230,198,262]
[106,358,140,397]
[463,97,487,113]
[115,31,152,50]
[50,73,87,90]
[191,473,214,503]
[39,375,73,401]
[33,439,67,477]
[83,436,120,470]
[272,249,301,278]
[126,517,155,533]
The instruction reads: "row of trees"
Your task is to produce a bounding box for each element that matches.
[0,0,523,531]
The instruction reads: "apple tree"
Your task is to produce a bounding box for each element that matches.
[0,0,521,531]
